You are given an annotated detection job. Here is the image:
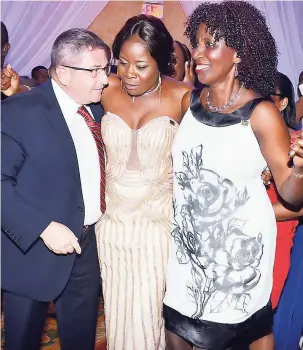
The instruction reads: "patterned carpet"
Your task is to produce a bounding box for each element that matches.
[1,296,106,350]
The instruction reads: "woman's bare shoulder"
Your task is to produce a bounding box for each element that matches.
[162,75,193,99]
[107,73,121,91]
[101,73,121,103]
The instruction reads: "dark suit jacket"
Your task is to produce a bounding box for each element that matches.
[1,79,104,301]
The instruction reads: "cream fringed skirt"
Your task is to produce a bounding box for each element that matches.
[95,170,171,350]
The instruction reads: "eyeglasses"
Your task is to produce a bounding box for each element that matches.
[271,93,284,98]
[62,64,111,77]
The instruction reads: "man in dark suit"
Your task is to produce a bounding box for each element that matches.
[1,28,109,350]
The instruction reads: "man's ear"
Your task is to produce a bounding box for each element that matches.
[56,66,70,86]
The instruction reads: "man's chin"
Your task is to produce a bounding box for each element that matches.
[90,90,103,103]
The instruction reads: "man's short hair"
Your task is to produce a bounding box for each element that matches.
[31,65,48,79]
[50,28,109,69]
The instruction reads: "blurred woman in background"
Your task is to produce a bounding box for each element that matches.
[268,72,299,310]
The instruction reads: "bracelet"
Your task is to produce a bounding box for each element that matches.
[292,166,303,179]
[23,85,31,90]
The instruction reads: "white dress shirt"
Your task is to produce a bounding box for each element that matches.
[52,79,101,225]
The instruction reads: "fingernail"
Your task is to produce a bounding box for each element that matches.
[7,63,11,69]
[185,61,188,66]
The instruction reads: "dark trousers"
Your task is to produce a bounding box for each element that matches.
[3,225,100,350]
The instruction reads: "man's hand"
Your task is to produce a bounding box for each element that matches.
[1,64,21,96]
[40,221,82,255]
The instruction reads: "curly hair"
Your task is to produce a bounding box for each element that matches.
[112,15,174,76]
[185,1,278,96]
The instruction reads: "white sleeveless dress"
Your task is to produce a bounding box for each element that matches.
[164,92,276,326]
[95,112,178,349]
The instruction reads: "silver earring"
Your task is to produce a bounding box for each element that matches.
[235,63,238,77]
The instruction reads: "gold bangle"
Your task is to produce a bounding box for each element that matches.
[292,166,303,179]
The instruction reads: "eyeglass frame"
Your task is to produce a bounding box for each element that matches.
[270,93,285,99]
[61,64,111,77]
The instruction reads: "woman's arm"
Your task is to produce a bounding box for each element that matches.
[273,201,303,221]
[251,101,303,206]
[181,90,191,116]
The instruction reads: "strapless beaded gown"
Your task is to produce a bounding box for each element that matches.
[95,112,179,350]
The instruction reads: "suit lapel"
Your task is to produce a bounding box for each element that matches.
[40,80,81,184]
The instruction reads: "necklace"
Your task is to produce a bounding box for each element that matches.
[206,83,244,112]
[121,75,162,105]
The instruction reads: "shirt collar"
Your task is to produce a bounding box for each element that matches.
[51,78,81,118]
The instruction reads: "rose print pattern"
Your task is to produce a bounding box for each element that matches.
[173,145,263,318]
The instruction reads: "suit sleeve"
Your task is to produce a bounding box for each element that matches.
[1,105,51,253]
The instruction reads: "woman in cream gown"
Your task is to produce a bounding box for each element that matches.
[95,15,191,350]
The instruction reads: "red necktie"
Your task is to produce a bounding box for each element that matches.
[77,106,106,213]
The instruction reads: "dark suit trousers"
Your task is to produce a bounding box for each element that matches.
[3,225,100,350]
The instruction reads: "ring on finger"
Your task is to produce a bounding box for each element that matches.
[288,149,296,158]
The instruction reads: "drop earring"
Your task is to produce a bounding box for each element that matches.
[234,63,238,77]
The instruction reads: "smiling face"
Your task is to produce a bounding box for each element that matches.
[56,47,109,104]
[117,35,160,96]
[192,23,239,86]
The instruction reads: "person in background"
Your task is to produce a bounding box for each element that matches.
[171,40,192,82]
[163,2,303,350]
[1,21,11,100]
[1,21,10,69]
[31,65,49,85]
[271,74,303,350]
[171,40,204,89]
[267,72,299,310]
[272,206,303,349]
[1,21,32,96]
[233,72,303,350]
[296,70,303,126]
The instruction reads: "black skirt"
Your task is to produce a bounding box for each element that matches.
[163,303,273,349]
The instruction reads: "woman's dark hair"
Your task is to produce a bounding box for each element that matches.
[1,22,9,47]
[174,41,192,64]
[298,70,303,98]
[185,1,278,96]
[112,15,174,76]
[274,72,297,130]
